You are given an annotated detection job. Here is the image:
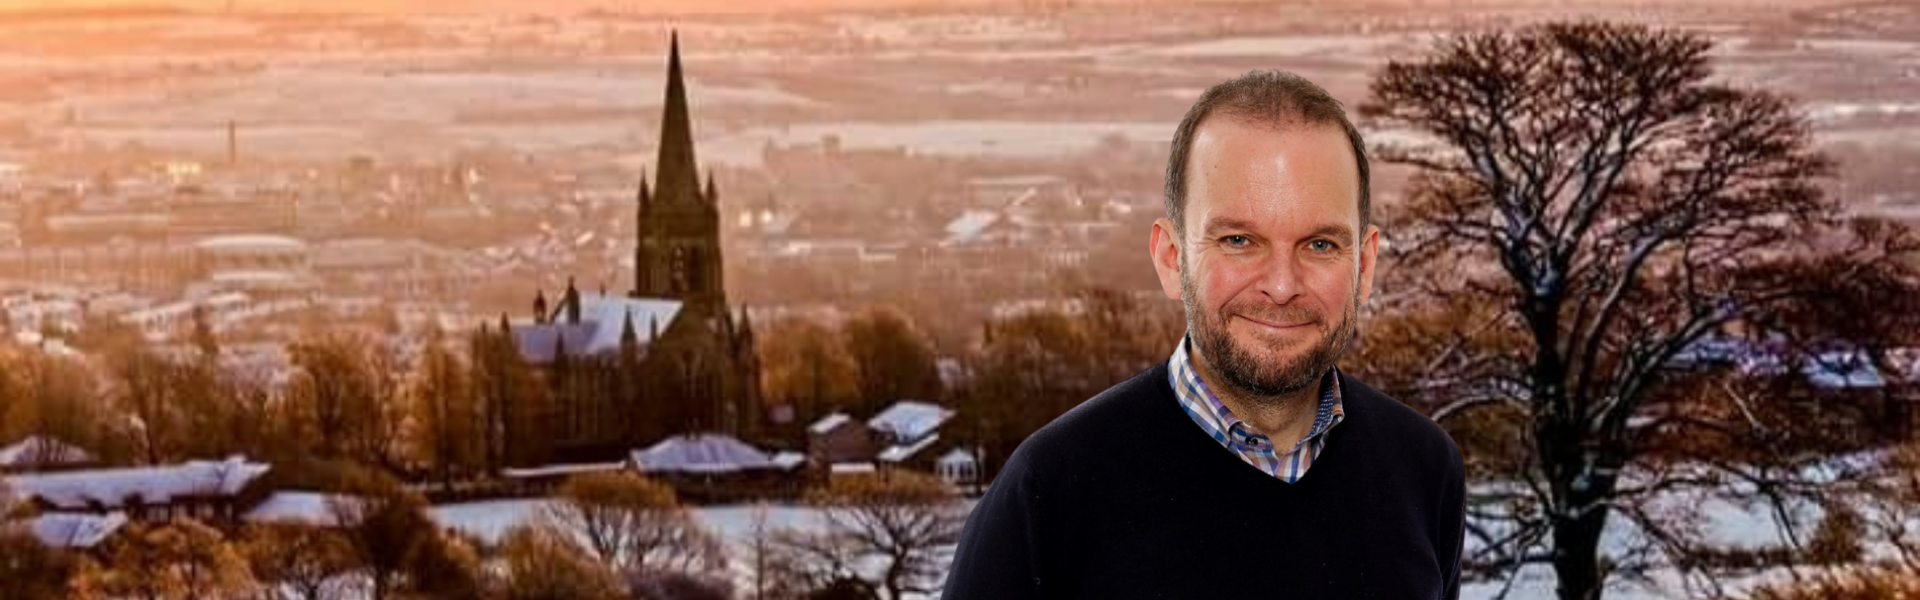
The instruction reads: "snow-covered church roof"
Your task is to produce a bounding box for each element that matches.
[511,294,682,363]
[3,456,270,510]
[629,433,780,474]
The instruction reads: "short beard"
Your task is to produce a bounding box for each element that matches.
[1180,253,1359,404]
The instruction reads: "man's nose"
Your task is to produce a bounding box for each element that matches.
[1256,249,1306,306]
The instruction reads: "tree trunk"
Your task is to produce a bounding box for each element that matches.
[1551,494,1611,600]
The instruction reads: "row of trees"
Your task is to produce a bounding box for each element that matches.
[1,467,967,600]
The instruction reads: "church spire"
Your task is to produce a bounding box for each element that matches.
[655,29,700,207]
[637,167,649,209]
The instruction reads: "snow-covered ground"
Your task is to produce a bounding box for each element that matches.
[430,490,1817,600]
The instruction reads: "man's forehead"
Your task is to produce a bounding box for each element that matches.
[1186,119,1360,239]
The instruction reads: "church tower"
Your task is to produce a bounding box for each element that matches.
[633,30,726,313]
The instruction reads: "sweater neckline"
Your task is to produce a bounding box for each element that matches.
[1147,360,1354,490]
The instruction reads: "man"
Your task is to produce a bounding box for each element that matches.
[941,70,1466,599]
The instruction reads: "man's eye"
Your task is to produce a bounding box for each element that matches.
[1309,239,1336,252]
[1223,235,1250,247]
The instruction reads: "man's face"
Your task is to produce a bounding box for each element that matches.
[1151,117,1378,400]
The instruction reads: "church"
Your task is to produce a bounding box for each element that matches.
[505,33,762,465]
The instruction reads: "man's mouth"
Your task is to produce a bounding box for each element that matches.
[1237,314,1310,331]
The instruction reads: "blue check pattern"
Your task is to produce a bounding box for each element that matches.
[1168,331,1345,483]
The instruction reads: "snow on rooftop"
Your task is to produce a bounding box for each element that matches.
[935,446,979,467]
[878,432,942,463]
[242,491,362,528]
[770,450,807,470]
[511,294,682,363]
[23,511,127,549]
[808,412,852,435]
[867,400,954,443]
[3,456,270,510]
[629,433,777,474]
[0,435,93,467]
[500,461,627,480]
[829,462,876,474]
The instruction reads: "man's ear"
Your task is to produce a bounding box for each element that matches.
[1357,223,1379,306]
[1150,217,1183,301]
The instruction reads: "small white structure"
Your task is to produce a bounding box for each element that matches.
[935,446,983,491]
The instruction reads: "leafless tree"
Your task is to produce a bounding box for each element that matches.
[1361,20,1920,600]
[775,471,966,600]
[539,471,727,577]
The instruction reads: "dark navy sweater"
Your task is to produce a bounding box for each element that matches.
[940,360,1466,599]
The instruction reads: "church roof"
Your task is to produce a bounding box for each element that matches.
[510,294,682,363]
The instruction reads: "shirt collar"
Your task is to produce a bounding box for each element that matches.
[1167,330,1345,454]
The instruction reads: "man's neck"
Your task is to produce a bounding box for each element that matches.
[1188,337,1322,449]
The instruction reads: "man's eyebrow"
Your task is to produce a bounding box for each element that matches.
[1308,223,1356,244]
[1201,217,1259,236]
[1203,218,1356,243]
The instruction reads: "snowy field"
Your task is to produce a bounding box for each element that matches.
[429,489,1833,600]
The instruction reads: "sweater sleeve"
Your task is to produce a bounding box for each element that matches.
[939,448,1050,600]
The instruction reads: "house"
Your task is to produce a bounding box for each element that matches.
[801,400,981,491]
[868,400,956,468]
[1,456,270,525]
[807,412,873,465]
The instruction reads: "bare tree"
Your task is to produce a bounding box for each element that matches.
[778,471,966,600]
[497,523,627,600]
[1361,20,1918,600]
[539,471,727,577]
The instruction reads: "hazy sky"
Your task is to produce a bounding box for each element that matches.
[0,0,1863,15]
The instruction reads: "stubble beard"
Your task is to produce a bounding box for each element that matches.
[1180,253,1360,405]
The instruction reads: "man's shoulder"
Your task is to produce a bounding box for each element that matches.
[1336,369,1464,474]
[1000,360,1174,475]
